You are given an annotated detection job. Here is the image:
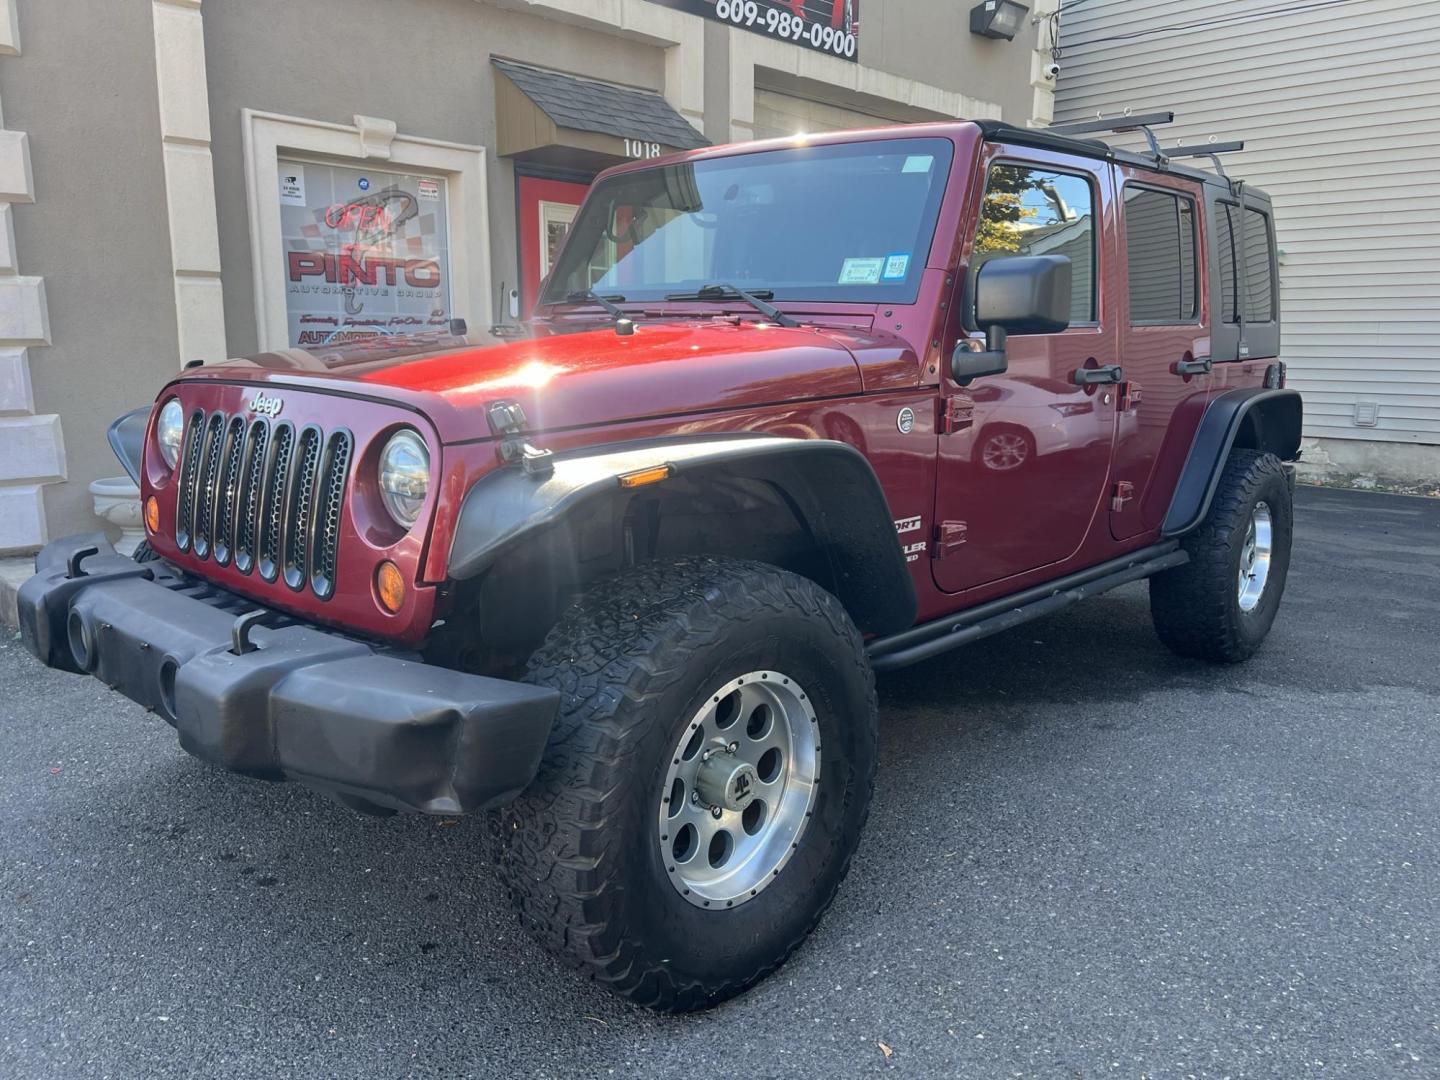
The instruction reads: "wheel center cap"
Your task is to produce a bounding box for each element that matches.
[696,754,759,812]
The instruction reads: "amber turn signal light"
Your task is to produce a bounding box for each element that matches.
[375,560,406,614]
[617,464,674,489]
[144,496,160,533]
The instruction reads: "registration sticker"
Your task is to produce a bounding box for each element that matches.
[881,253,911,280]
[902,154,934,174]
[838,257,885,285]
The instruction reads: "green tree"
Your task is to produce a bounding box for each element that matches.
[975,165,1039,255]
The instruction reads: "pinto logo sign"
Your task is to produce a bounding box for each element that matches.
[248,392,284,418]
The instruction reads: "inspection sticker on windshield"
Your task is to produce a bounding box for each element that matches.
[902,155,935,174]
[839,257,885,285]
[881,253,911,280]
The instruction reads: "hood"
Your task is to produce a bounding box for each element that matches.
[185,321,865,442]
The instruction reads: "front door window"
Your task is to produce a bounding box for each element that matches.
[972,163,1097,324]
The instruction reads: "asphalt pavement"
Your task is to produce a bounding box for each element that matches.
[2,485,1437,1079]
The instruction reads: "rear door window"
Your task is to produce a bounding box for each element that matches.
[1123,186,1199,323]
[1219,204,1276,323]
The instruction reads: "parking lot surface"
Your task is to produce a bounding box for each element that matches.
[2,485,1437,1078]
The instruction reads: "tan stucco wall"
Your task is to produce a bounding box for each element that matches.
[1,0,180,541]
[203,0,666,358]
[860,0,1044,122]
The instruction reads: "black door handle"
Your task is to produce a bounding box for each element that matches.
[1174,356,1212,375]
[1074,364,1123,386]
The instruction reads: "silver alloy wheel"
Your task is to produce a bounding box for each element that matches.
[1237,501,1274,612]
[658,670,820,909]
[982,431,1030,471]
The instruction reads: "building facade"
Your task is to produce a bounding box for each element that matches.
[0,0,1057,558]
[1054,0,1440,484]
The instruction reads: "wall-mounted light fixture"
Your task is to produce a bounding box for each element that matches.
[969,0,1030,40]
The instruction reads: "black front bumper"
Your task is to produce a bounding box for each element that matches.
[17,536,558,815]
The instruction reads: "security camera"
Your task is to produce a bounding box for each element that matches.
[1042,61,1061,80]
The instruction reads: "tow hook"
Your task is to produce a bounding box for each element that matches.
[230,609,270,656]
[487,400,555,478]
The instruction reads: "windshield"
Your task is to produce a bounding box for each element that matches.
[541,137,955,307]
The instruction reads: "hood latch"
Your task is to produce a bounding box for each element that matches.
[487,400,555,478]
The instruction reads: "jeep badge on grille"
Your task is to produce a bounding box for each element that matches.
[248,391,283,418]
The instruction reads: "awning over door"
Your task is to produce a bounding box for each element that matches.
[493,59,709,173]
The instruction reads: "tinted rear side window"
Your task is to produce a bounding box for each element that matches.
[1123,186,1198,323]
[1219,205,1275,323]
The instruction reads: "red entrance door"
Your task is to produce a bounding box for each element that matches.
[518,175,590,315]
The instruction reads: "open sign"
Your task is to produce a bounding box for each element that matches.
[323,202,395,231]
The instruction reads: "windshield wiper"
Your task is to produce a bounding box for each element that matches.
[562,289,636,336]
[665,283,800,328]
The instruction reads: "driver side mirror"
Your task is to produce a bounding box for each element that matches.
[951,255,1073,386]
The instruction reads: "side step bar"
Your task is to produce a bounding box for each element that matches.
[867,542,1189,672]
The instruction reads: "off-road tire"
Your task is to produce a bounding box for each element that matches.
[492,556,877,1011]
[1150,449,1292,663]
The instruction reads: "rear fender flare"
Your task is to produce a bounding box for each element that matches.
[447,435,918,636]
[1163,387,1302,537]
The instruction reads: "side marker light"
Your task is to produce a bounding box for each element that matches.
[618,465,674,489]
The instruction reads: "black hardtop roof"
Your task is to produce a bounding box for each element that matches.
[974,119,1268,202]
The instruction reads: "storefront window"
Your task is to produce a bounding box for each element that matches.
[278,159,453,347]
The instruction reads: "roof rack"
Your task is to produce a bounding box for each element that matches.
[1047,111,1245,177]
[1049,111,1174,156]
[1163,141,1246,177]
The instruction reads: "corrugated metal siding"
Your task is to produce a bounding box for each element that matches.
[1055,0,1440,446]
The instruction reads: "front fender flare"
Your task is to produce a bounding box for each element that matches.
[447,435,917,636]
[1163,387,1302,537]
[108,406,151,485]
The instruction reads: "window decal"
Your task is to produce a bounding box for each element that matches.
[279,159,453,348]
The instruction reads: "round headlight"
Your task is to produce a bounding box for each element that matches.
[378,429,430,527]
[156,398,185,469]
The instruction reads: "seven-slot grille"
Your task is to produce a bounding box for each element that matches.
[174,407,354,599]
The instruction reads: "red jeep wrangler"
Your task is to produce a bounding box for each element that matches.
[19,118,1300,1011]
